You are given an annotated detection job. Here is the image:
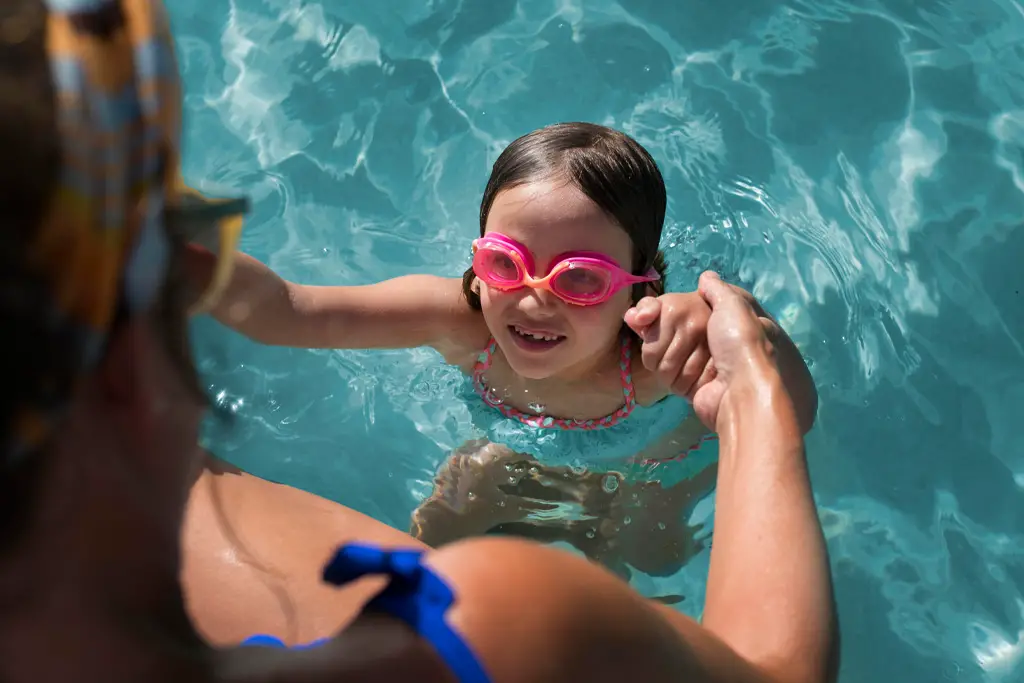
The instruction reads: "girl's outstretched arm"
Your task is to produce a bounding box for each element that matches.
[188,250,484,351]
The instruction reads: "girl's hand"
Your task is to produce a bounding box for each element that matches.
[624,291,714,400]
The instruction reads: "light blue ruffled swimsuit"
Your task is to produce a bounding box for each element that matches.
[459,334,718,477]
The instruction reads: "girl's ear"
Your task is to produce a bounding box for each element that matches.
[461,266,482,309]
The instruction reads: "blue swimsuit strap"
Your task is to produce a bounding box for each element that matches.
[241,543,492,683]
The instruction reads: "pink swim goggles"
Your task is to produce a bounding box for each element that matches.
[471,233,660,306]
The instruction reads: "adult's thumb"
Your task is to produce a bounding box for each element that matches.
[697,271,727,309]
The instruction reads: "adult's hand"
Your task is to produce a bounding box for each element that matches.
[690,271,778,430]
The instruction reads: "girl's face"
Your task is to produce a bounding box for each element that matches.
[478,180,636,380]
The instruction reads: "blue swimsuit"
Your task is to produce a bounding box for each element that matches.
[242,543,491,683]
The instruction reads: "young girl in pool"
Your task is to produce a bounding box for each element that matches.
[194,123,816,578]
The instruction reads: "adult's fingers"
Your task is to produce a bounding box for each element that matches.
[699,272,772,320]
[697,271,764,329]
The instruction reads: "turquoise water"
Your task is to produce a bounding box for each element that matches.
[171,0,1024,680]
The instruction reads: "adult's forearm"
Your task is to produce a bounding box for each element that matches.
[702,361,836,683]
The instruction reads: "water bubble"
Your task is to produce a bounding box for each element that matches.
[467,492,477,501]
[507,476,520,485]
[585,529,596,539]
[941,662,961,680]
[487,388,504,405]
[527,402,546,413]
[514,464,526,475]
[504,462,514,472]
[601,474,620,493]
[569,461,587,476]
[623,516,632,525]
[657,522,667,530]
[529,466,540,475]
[497,500,506,508]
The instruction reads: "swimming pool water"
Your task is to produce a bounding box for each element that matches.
[171,0,1024,680]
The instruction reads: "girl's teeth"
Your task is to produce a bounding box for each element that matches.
[514,326,560,341]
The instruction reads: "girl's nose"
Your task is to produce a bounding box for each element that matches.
[516,287,560,317]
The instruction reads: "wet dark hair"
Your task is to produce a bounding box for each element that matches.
[462,122,668,309]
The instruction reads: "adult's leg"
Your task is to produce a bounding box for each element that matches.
[182,455,425,646]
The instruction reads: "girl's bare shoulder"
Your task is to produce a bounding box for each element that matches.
[430,280,491,371]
